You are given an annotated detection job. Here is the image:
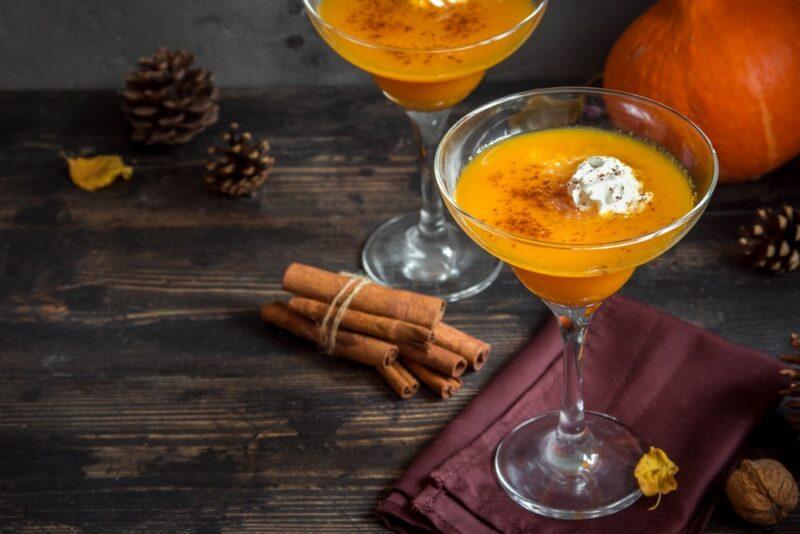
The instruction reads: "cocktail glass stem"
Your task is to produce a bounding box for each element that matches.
[360,109,502,300]
[408,109,451,239]
[494,298,642,518]
[544,302,596,472]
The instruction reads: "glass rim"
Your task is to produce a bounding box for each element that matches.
[434,86,720,251]
[302,0,549,55]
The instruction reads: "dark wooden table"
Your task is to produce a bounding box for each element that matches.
[0,85,798,533]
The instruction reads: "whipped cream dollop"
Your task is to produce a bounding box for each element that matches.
[566,156,652,216]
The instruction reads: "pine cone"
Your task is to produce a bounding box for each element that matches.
[739,205,800,274]
[205,123,275,197]
[122,48,219,145]
[780,332,800,430]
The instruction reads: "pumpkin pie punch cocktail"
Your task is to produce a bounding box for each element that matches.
[436,88,718,518]
[304,0,548,300]
[456,127,696,306]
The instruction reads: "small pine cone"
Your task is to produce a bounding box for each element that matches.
[739,205,800,274]
[205,123,275,197]
[122,48,219,145]
[781,333,800,432]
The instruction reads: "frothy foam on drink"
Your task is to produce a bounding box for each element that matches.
[567,156,653,216]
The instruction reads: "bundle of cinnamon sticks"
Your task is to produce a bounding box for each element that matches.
[260,263,491,399]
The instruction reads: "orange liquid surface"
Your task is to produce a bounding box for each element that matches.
[316,0,539,110]
[454,127,695,305]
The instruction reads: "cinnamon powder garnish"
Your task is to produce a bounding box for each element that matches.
[495,212,551,240]
[486,170,577,239]
[336,0,489,49]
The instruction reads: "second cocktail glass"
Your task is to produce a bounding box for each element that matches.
[435,88,718,518]
[304,0,548,300]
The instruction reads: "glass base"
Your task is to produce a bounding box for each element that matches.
[362,212,502,302]
[495,411,643,520]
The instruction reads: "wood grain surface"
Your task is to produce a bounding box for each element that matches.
[0,85,798,533]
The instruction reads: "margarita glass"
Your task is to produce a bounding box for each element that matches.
[435,88,718,518]
[304,0,548,300]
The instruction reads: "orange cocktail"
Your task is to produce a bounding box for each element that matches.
[304,0,548,301]
[455,127,696,305]
[315,0,541,110]
[435,88,717,519]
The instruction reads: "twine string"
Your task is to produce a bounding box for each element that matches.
[318,272,371,355]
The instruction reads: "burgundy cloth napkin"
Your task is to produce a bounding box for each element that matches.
[376,296,786,534]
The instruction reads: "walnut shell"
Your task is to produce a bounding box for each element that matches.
[726,459,798,525]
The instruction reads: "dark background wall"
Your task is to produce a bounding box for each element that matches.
[0,0,655,90]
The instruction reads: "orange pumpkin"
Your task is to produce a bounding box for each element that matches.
[604,0,800,182]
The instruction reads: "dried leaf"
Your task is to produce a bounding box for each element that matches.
[635,446,679,510]
[65,155,133,191]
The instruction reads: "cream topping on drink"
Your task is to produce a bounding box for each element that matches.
[567,156,652,216]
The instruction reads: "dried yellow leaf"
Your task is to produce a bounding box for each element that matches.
[65,155,133,191]
[634,446,678,510]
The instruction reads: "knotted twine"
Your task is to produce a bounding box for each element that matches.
[317,272,372,355]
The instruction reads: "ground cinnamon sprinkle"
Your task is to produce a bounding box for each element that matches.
[496,212,551,239]
[485,170,578,240]
[337,0,489,49]
[507,186,550,210]
[442,10,486,41]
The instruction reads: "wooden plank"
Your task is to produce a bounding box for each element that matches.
[0,86,798,532]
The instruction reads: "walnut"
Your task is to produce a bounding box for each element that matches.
[726,459,798,525]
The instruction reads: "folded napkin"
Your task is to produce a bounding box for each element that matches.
[376,296,786,534]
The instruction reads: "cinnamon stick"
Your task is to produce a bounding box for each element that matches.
[399,343,467,378]
[433,322,491,371]
[282,263,445,328]
[260,302,397,368]
[402,358,462,399]
[378,361,419,399]
[287,296,433,346]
